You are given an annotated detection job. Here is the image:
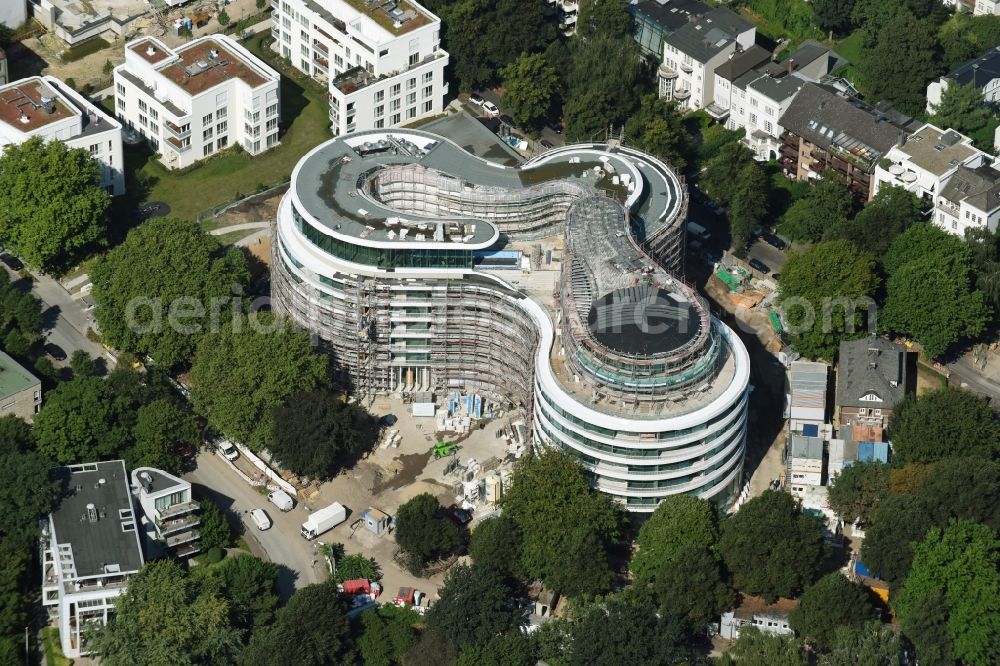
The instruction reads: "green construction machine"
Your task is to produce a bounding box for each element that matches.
[433,441,461,458]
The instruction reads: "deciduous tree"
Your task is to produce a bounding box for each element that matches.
[0,137,110,271]
[425,564,525,649]
[719,491,825,601]
[191,314,329,449]
[570,597,700,666]
[717,626,807,666]
[91,216,249,368]
[777,241,878,360]
[888,387,1000,463]
[859,494,932,586]
[395,493,461,570]
[130,398,199,473]
[917,456,1000,531]
[500,449,622,597]
[930,81,991,136]
[632,494,721,582]
[356,605,420,666]
[779,174,855,243]
[205,554,280,636]
[651,544,735,626]
[198,499,233,551]
[824,185,922,260]
[469,514,522,579]
[575,0,633,40]
[789,573,876,650]
[270,390,371,479]
[827,461,889,527]
[819,621,902,666]
[500,53,559,129]
[859,13,940,117]
[895,520,1000,666]
[811,0,855,36]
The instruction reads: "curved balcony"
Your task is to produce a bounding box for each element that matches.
[658,63,678,80]
[673,88,691,101]
[680,62,693,73]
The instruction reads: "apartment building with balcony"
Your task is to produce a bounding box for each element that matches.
[658,7,754,111]
[131,467,201,559]
[629,0,711,58]
[269,0,448,136]
[873,123,988,201]
[114,34,281,170]
[778,83,915,201]
[41,461,144,659]
[0,75,124,195]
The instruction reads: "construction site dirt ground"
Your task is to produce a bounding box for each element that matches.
[298,394,521,600]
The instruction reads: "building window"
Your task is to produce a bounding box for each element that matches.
[409,52,419,66]
[407,77,416,90]
[406,92,416,105]
[422,100,432,113]
[266,118,278,131]
[375,90,384,102]
[116,97,125,110]
[391,113,400,124]
[423,85,432,99]
[422,71,433,84]
[267,132,279,148]
[267,103,279,117]
[390,83,401,96]
[138,99,148,113]
[375,104,384,117]
[375,119,384,128]
[217,120,228,134]
[407,107,416,119]
[217,106,227,119]
[203,127,214,140]
[138,114,147,127]
[89,144,99,156]
[149,108,158,121]
[391,99,400,111]
[203,143,214,157]
[217,136,228,150]
[116,83,125,95]
[202,112,213,125]
[301,44,309,57]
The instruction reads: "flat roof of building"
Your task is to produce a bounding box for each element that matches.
[0,78,75,132]
[50,461,144,579]
[128,38,172,65]
[588,285,698,356]
[0,351,40,398]
[304,0,434,40]
[133,467,186,495]
[892,124,978,176]
[160,37,268,95]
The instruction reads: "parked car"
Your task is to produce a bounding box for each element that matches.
[468,93,485,107]
[748,258,771,274]
[540,139,554,149]
[44,343,67,362]
[249,508,272,531]
[482,101,500,117]
[499,114,515,127]
[445,505,473,526]
[1,254,24,271]
[762,233,787,250]
[267,489,295,512]
[218,440,239,461]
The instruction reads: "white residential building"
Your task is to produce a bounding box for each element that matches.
[787,432,824,491]
[114,34,281,170]
[0,1,27,29]
[0,75,124,195]
[42,461,144,659]
[131,467,201,559]
[927,45,1000,114]
[720,597,797,640]
[659,7,754,111]
[974,0,1000,15]
[269,0,449,136]
[872,123,1000,236]
[0,47,8,86]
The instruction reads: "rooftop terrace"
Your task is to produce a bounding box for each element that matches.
[0,78,74,133]
[0,351,40,398]
[160,38,270,95]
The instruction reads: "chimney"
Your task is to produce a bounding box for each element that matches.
[18,113,29,124]
[787,59,795,76]
[897,133,907,147]
[146,44,156,57]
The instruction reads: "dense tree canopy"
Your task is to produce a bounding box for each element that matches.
[395,493,461,570]
[0,137,110,271]
[191,314,329,449]
[858,12,940,117]
[92,560,243,665]
[811,0,855,36]
[563,37,643,141]
[0,272,43,353]
[575,0,633,40]
[131,398,200,471]
[720,491,825,601]
[826,462,889,527]
[651,543,735,626]
[930,81,991,136]
[896,520,1000,666]
[356,605,420,666]
[888,387,1000,463]
[270,390,371,479]
[425,564,525,650]
[789,574,876,650]
[780,174,855,243]
[819,621,903,666]
[937,13,1000,70]
[500,53,559,129]
[33,374,130,464]
[823,186,922,261]
[859,494,933,586]
[570,598,699,666]
[918,456,1000,531]
[241,581,353,666]
[623,95,692,172]
[91,216,250,368]
[468,514,522,579]
[632,495,721,582]
[881,224,990,357]
[500,449,621,597]
[777,241,879,360]
[716,626,807,666]
[201,554,280,637]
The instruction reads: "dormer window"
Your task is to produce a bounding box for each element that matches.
[859,392,882,402]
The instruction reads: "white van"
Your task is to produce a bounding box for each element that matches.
[249,508,272,531]
[218,441,239,461]
[267,489,295,512]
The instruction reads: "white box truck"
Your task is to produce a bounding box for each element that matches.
[300,502,347,539]
[267,489,295,512]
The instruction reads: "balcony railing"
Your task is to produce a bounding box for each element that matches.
[156,513,200,536]
[175,542,201,557]
[312,40,328,54]
[165,528,200,547]
[158,499,199,519]
[658,64,678,80]
[680,61,693,73]
[165,136,191,153]
[164,120,190,139]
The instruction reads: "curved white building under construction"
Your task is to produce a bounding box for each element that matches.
[271,129,750,511]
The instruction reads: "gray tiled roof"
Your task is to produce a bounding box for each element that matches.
[628,0,711,32]
[939,164,1000,212]
[669,7,753,63]
[714,45,772,81]
[836,337,908,410]
[747,71,807,103]
[779,83,910,171]
[945,45,1000,88]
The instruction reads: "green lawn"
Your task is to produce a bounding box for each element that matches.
[122,34,331,221]
[61,37,110,63]
[214,228,258,246]
[834,30,864,65]
[42,627,73,666]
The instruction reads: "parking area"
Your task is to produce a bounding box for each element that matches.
[421,111,524,166]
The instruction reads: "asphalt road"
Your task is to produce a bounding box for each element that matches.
[470,89,565,147]
[184,450,326,599]
[947,355,1000,402]
[1,260,110,370]
[746,237,787,276]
